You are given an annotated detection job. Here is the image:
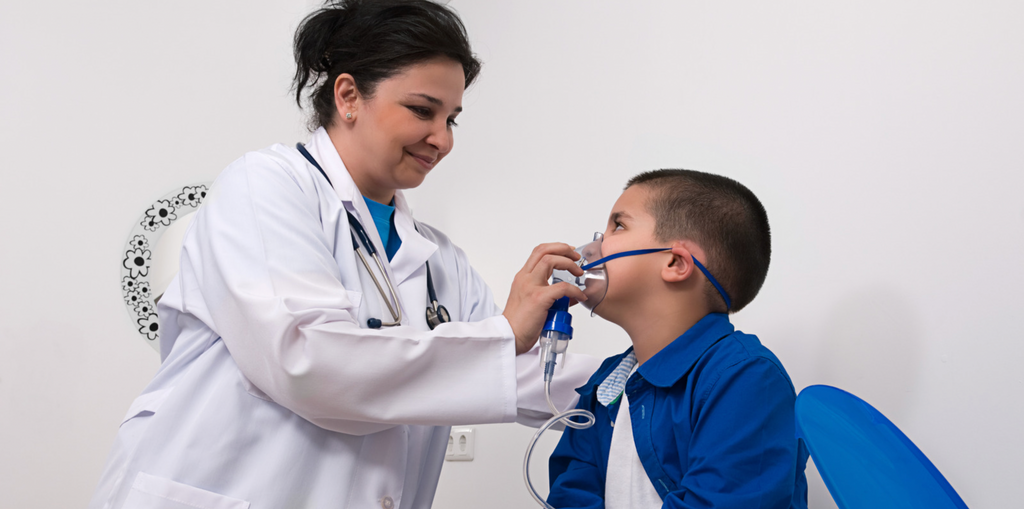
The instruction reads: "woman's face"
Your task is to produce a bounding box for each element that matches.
[334,58,465,203]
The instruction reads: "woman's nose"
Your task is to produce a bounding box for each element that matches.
[426,121,453,155]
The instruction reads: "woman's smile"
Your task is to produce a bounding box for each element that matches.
[406,149,438,170]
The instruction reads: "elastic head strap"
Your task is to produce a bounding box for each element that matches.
[580,248,670,270]
[689,256,732,311]
[581,247,732,311]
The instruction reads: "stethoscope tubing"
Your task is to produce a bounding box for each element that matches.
[352,239,402,326]
[347,209,380,257]
[296,143,448,328]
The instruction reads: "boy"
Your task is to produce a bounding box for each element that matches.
[548,170,808,509]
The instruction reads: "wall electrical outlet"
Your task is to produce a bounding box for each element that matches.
[445,427,475,461]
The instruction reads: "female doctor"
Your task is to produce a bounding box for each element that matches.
[90,1,600,508]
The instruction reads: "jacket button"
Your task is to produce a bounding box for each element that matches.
[381,496,395,509]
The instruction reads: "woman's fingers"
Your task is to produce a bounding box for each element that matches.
[510,283,588,354]
[551,281,587,305]
[531,253,585,278]
[504,244,590,355]
[521,243,580,272]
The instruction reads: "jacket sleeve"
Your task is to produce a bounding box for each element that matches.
[662,357,802,509]
[546,394,606,509]
[180,153,521,435]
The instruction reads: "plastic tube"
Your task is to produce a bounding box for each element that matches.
[524,296,596,506]
[523,379,596,508]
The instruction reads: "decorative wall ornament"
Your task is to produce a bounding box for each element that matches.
[121,183,212,350]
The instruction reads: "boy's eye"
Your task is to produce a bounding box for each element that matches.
[613,222,624,231]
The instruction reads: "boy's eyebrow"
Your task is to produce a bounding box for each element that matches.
[409,93,463,113]
[609,211,633,223]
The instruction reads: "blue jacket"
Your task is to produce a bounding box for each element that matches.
[548,313,809,508]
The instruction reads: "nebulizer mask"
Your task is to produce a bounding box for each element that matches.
[554,233,610,313]
[537,232,680,376]
[535,233,608,382]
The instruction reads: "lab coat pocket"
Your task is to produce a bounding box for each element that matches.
[123,472,250,509]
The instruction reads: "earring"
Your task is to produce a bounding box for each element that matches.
[346,112,352,119]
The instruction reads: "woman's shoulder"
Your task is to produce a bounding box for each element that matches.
[201,143,326,221]
[217,143,316,188]
[206,143,325,204]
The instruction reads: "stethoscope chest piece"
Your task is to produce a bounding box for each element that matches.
[423,261,450,330]
[425,301,450,330]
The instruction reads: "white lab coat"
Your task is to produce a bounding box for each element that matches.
[90,128,601,509]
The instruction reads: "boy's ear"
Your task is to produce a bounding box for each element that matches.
[662,241,697,283]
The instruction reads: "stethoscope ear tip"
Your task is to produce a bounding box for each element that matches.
[367,318,383,329]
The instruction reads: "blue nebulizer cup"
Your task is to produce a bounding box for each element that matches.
[540,234,608,377]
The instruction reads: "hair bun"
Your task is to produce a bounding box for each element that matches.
[292,0,481,130]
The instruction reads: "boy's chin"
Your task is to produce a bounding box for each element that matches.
[589,305,621,326]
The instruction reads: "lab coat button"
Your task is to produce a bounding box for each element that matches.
[381,496,395,509]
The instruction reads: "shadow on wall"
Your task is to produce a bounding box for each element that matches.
[811,286,923,425]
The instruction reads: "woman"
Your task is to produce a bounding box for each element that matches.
[90,1,598,508]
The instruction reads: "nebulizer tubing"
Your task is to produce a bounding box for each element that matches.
[523,297,596,509]
[523,234,609,508]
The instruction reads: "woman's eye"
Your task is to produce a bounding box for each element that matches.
[613,222,624,231]
[446,117,459,128]
[407,106,431,118]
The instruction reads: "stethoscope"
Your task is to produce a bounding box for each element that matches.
[296,143,451,330]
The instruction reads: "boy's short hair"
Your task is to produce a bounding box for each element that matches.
[626,169,770,313]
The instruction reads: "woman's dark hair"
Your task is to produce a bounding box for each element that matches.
[293,0,482,129]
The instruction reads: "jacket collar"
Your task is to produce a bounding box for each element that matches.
[307,128,437,286]
[578,313,734,396]
[637,313,734,388]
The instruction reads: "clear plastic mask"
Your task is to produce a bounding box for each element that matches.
[552,233,609,313]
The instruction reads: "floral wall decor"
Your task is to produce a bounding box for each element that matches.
[121,183,211,350]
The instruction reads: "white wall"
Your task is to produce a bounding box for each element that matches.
[2,1,1021,508]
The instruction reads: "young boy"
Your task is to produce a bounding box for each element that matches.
[548,169,808,509]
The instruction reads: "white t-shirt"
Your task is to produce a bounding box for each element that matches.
[604,367,663,508]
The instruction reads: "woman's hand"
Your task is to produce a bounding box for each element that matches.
[503,243,587,355]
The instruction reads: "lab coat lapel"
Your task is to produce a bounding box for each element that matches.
[307,128,399,306]
[390,190,438,287]
[308,128,437,320]
[309,129,388,254]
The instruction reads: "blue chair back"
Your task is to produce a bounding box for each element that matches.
[795,385,968,509]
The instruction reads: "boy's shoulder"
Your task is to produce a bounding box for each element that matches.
[681,327,798,411]
[697,328,793,386]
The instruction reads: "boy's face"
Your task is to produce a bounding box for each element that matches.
[593,185,667,323]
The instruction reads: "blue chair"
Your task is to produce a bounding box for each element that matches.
[795,385,968,509]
